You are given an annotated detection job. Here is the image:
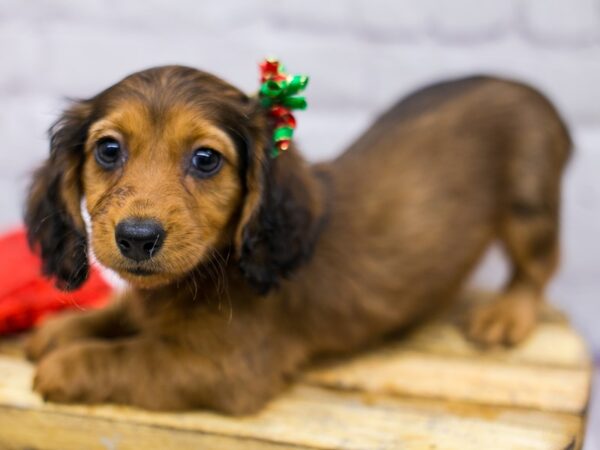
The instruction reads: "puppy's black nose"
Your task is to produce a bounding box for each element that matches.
[115,219,165,262]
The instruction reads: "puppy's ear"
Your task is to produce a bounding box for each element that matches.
[24,100,94,291]
[234,104,326,294]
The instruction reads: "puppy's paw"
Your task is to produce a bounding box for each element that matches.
[33,344,106,404]
[25,313,91,362]
[466,293,539,346]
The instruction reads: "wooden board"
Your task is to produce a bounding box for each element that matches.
[0,293,592,450]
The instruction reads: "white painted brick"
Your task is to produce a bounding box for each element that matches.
[367,36,600,128]
[263,31,371,109]
[1,0,262,32]
[265,0,354,32]
[0,95,59,172]
[0,0,107,22]
[105,0,264,32]
[526,47,600,127]
[297,111,373,161]
[0,92,56,230]
[558,130,600,283]
[351,0,429,39]
[359,42,455,107]
[584,372,600,447]
[0,19,44,93]
[489,43,600,127]
[429,0,517,41]
[39,23,267,98]
[520,0,600,45]
[0,176,24,231]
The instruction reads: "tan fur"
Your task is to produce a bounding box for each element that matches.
[24,68,571,414]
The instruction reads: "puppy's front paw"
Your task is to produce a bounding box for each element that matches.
[33,344,106,404]
[466,293,539,346]
[25,313,93,362]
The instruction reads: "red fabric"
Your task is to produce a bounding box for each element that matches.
[0,228,112,334]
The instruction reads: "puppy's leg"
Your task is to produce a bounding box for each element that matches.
[468,195,560,346]
[25,297,136,361]
[32,324,306,414]
[467,121,568,347]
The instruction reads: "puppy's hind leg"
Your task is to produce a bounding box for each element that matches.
[467,131,569,346]
[468,204,559,346]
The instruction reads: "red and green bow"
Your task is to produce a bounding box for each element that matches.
[258,58,309,158]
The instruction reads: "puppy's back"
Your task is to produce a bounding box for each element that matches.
[309,76,571,335]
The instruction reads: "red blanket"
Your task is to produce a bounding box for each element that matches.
[0,228,111,334]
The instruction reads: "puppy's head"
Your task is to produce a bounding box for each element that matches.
[25,66,323,292]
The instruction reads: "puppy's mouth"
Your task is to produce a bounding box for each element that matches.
[124,267,157,276]
[117,264,173,288]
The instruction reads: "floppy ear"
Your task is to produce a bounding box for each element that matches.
[234,106,326,294]
[24,101,94,291]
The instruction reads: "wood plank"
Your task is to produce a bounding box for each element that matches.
[401,320,591,369]
[305,349,590,414]
[412,292,590,369]
[0,355,583,450]
[303,300,593,415]
[304,294,592,414]
[0,408,298,450]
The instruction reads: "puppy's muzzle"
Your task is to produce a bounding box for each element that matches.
[115,219,165,262]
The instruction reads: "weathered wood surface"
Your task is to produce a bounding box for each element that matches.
[0,294,592,450]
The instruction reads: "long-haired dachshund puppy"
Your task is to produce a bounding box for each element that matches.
[24,66,571,413]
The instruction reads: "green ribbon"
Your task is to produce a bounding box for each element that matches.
[273,126,294,141]
[259,75,309,110]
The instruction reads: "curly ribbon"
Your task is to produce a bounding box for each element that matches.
[258,58,309,158]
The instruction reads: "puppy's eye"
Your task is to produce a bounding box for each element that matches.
[95,138,122,170]
[190,147,222,177]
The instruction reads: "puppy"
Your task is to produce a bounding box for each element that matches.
[24,67,571,413]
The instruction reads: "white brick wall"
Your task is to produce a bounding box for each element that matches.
[0,1,599,355]
[522,0,600,44]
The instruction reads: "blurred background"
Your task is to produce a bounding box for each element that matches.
[0,0,598,442]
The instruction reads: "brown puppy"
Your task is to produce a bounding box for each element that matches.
[24,67,571,413]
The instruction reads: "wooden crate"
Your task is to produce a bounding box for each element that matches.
[0,293,592,450]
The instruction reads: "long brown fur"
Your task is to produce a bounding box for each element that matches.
[24,67,571,413]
